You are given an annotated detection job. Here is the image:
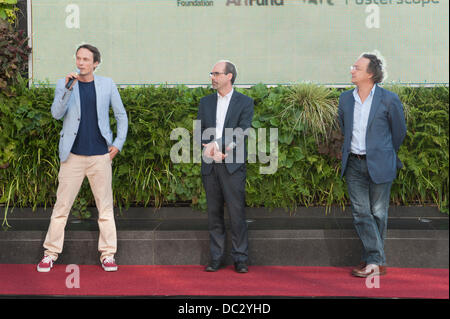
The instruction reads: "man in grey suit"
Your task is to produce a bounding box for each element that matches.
[338,53,406,277]
[37,44,128,273]
[197,60,254,273]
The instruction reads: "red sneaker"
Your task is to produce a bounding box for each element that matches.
[37,255,54,273]
[101,256,118,272]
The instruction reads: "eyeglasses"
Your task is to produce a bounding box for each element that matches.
[209,72,227,77]
[350,65,361,71]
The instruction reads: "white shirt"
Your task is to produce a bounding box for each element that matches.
[350,85,376,155]
[216,88,233,141]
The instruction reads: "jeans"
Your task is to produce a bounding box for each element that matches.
[345,156,392,265]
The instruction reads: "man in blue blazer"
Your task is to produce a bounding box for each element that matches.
[197,60,254,273]
[37,44,128,273]
[338,53,406,278]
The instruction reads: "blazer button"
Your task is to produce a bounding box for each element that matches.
[74,133,77,135]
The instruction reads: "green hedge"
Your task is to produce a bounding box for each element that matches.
[0,83,448,224]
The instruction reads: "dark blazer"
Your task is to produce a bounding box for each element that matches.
[197,90,254,175]
[338,85,407,184]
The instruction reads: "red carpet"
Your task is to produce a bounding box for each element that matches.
[0,264,448,298]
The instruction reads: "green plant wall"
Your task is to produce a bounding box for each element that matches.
[0,83,448,226]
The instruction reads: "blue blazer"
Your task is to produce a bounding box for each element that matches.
[338,85,407,184]
[51,75,128,162]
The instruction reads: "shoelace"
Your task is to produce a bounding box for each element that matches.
[103,256,115,264]
[41,256,52,264]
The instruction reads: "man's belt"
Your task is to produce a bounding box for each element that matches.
[350,153,367,160]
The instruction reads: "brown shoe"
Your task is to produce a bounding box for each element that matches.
[351,262,367,275]
[352,264,387,278]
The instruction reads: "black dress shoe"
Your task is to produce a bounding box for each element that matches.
[234,262,248,273]
[205,260,222,272]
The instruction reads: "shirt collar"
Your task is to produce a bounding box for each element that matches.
[217,88,234,100]
[353,84,376,100]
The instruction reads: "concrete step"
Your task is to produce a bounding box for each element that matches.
[0,206,448,268]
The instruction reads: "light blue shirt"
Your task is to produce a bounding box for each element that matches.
[350,85,376,155]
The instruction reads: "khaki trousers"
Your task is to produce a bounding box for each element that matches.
[43,153,117,262]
